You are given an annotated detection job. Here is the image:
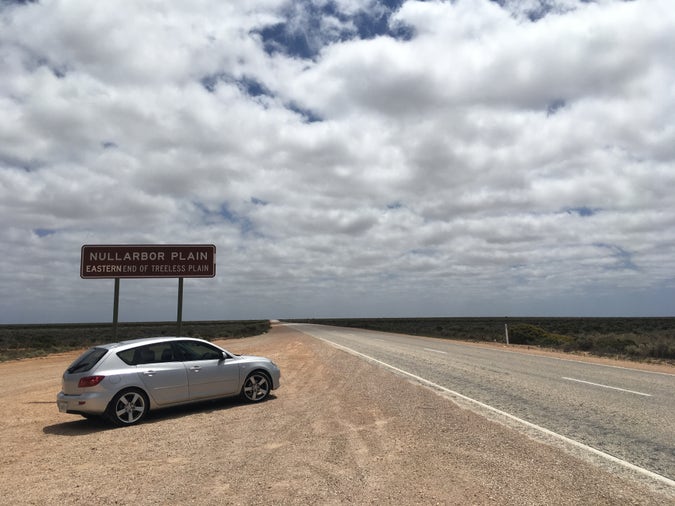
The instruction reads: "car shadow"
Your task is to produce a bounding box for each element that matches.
[43,394,277,436]
[43,416,114,435]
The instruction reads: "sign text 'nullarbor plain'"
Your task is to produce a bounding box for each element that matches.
[81,244,216,279]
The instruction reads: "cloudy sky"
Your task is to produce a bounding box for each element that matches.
[1,0,674,324]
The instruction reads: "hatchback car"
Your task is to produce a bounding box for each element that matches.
[56,337,280,426]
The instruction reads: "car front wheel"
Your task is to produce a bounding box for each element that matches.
[106,389,149,426]
[241,372,271,402]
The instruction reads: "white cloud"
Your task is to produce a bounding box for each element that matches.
[1,0,674,323]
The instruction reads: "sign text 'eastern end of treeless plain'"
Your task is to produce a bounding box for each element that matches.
[80,244,216,279]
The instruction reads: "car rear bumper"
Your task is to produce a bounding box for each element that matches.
[57,391,112,415]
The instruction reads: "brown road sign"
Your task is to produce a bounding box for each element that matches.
[81,244,216,279]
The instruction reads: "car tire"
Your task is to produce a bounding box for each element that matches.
[241,371,271,402]
[106,388,149,426]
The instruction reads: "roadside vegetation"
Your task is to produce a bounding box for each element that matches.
[284,317,675,364]
[0,320,270,362]
[4,317,674,364]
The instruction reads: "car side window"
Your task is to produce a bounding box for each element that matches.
[174,341,223,361]
[154,342,176,362]
[118,343,176,365]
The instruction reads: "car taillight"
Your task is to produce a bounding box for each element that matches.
[78,376,105,388]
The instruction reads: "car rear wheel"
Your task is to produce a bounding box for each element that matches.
[241,372,271,402]
[106,389,149,426]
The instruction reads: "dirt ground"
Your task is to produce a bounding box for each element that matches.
[0,324,672,505]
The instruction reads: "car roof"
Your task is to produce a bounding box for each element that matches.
[98,336,205,351]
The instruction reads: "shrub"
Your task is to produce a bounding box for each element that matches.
[648,340,675,360]
[591,336,638,355]
[0,320,270,362]
[508,324,572,348]
[284,317,674,364]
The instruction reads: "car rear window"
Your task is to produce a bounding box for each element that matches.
[66,347,108,374]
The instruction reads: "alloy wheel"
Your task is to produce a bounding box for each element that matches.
[242,373,270,402]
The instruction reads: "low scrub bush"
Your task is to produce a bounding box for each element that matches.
[508,324,573,347]
[286,317,674,363]
[0,320,270,362]
[591,336,638,355]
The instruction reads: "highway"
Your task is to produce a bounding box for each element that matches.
[288,323,675,483]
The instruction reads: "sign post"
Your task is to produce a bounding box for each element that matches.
[113,278,120,340]
[177,277,184,337]
[81,244,216,336]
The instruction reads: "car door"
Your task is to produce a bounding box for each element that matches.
[174,340,240,400]
[122,343,189,405]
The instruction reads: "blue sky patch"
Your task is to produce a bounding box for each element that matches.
[200,73,273,99]
[566,206,599,217]
[595,243,638,271]
[194,201,256,235]
[255,0,413,59]
[33,228,56,237]
[488,0,602,22]
[200,73,321,120]
[546,99,567,116]
[1,1,38,10]
[238,76,270,98]
[200,75,220,93]
[286,101,322,123]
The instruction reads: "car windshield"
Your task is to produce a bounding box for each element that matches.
[67,347,108,374]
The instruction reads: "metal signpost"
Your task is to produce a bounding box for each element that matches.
[81,244,216,338]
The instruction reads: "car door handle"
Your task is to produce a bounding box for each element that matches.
[143,370,156,377]
[189,366,201,373]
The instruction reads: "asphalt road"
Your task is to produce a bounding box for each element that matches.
[288,323,675,483]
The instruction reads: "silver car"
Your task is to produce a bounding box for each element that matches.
[56,336,280,426]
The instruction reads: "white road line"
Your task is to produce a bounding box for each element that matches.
[424,348,448,354]
[562,377,652,397]
[310,333,675,489]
